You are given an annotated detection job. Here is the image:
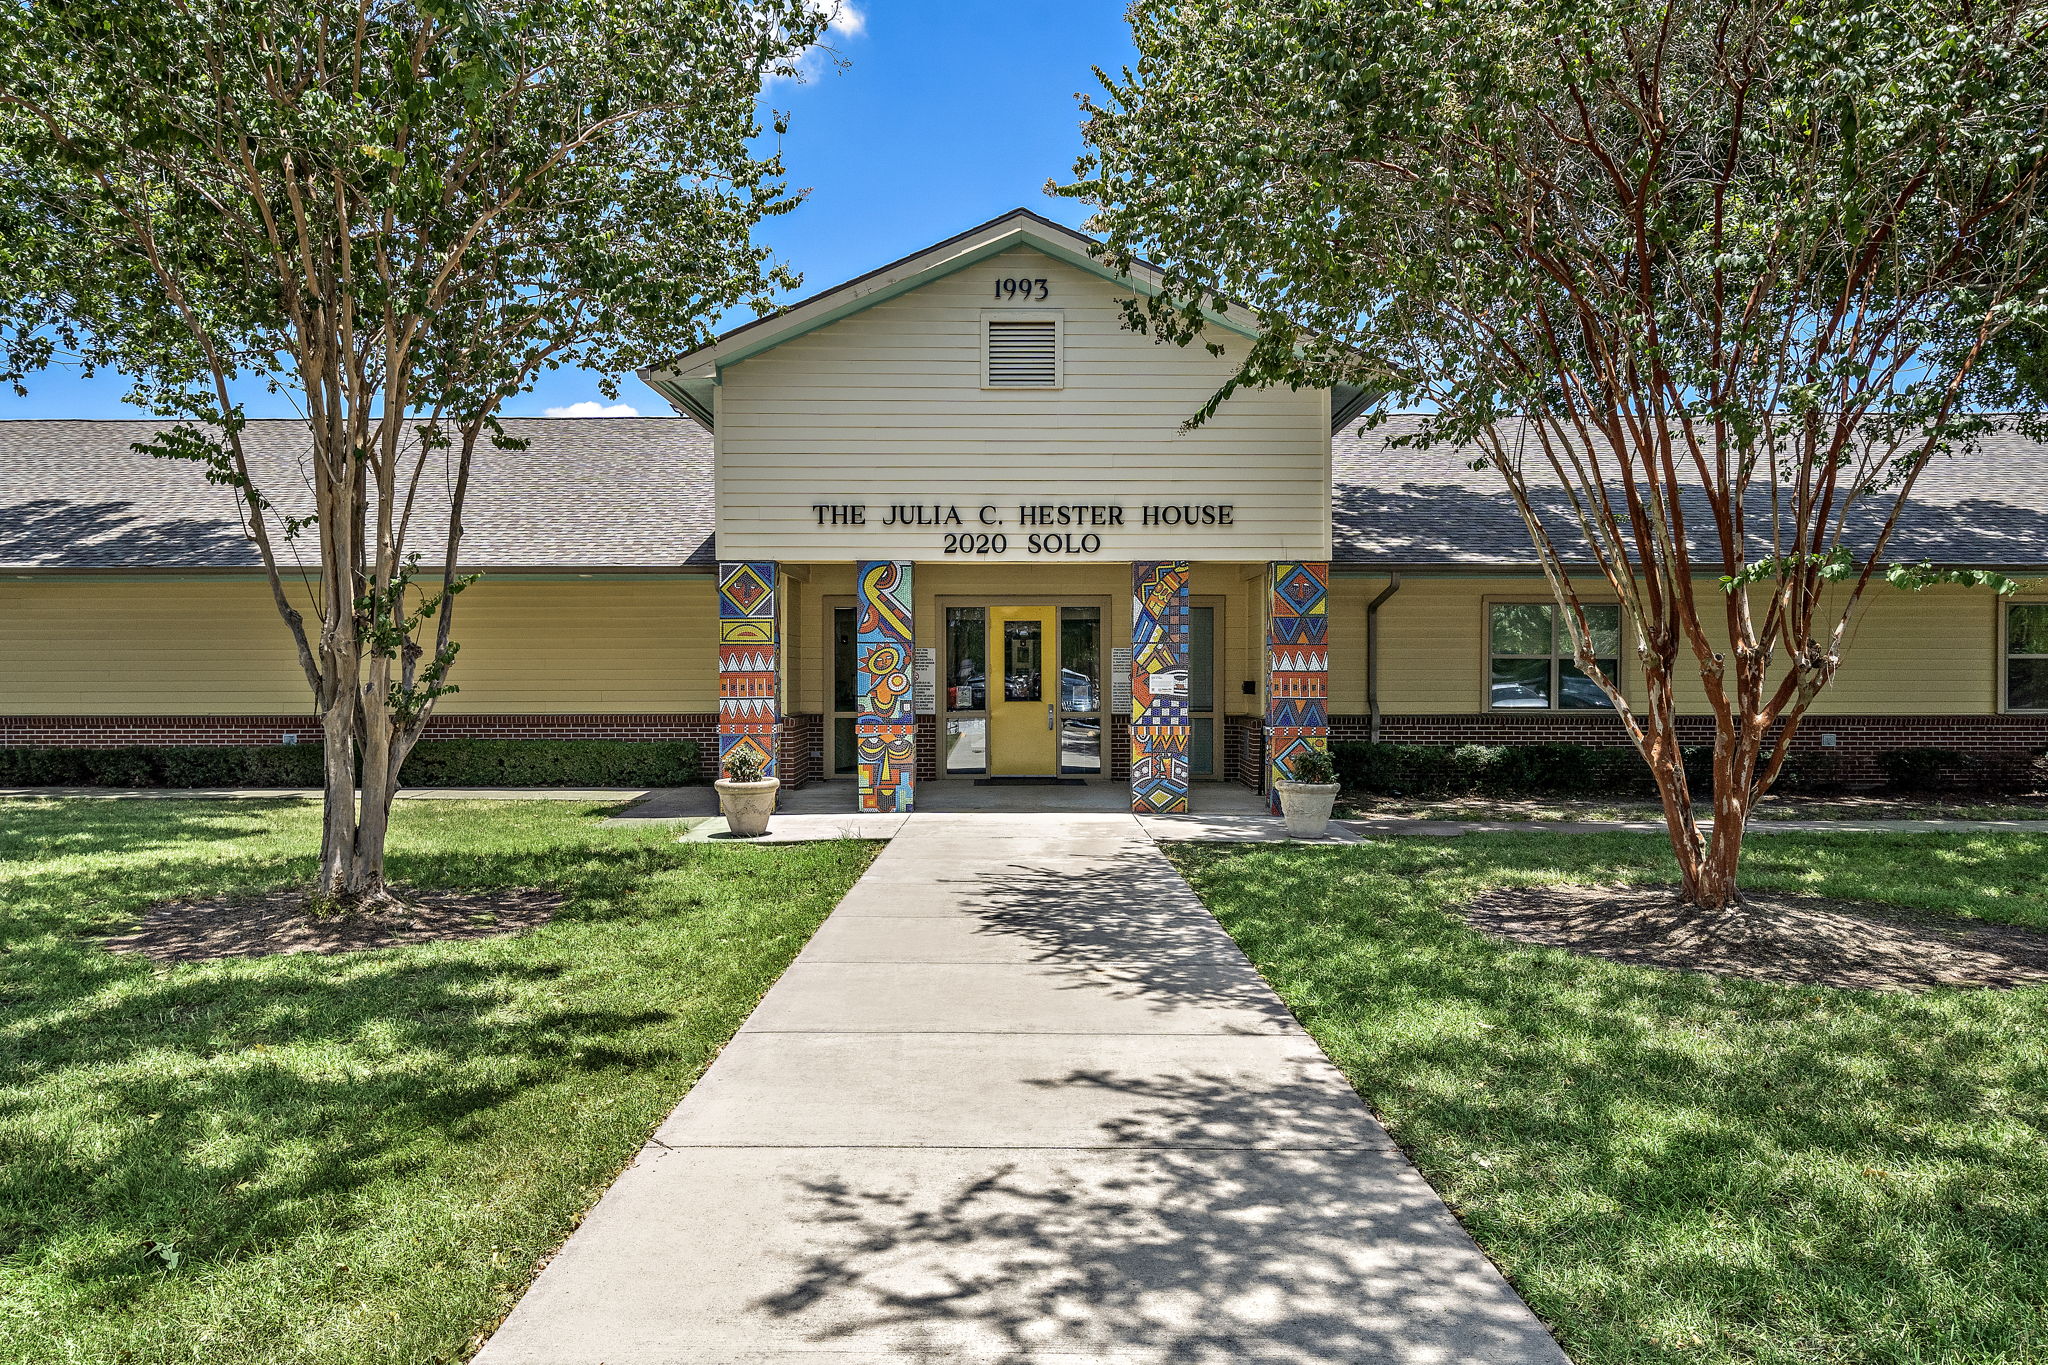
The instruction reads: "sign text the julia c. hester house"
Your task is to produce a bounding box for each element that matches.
[809,501,1236,556]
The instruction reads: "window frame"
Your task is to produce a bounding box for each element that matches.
[979,309,1064,391]
[2001,598,2048,714]
[1481,596,1626,713]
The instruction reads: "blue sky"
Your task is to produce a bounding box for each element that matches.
[0,1,1137,421]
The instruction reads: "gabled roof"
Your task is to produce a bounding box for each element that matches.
[1333,415,2048,570]
[639,208,1368,430]
[0,418,714,572]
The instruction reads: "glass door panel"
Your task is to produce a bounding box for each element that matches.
[1189,605,1216,778]
[1058,606,1102,774]
[831,607,857,775]
[944,606,988,774]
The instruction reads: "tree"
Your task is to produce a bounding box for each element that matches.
[1065,0,2048,910]
[0,0,829,907]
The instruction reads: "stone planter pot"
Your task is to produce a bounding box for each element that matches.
[714,777,780,838]
[1273,780,1341,838]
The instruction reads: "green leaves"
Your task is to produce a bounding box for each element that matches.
[1882,563,2026,596]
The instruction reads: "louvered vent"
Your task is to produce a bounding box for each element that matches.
[985,318,1060,387]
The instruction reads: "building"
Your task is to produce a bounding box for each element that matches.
[5,209,2048,807]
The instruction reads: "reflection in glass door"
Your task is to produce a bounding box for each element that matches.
[943,606,988,773]
[1058,606,1102,773]
[831,607,858,776]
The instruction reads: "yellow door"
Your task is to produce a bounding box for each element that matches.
[988,605,1058,775]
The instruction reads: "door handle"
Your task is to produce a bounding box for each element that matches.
[1047,704,1056,731]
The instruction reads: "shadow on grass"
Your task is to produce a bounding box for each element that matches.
[0,797,875,1358]
[1171,834,2048,1365]
[0,955,677,1295]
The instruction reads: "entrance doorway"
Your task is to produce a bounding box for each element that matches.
[825,591,1220,786]
[943,603,1103,778]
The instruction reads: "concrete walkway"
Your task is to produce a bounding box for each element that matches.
[472,812,1567,1365]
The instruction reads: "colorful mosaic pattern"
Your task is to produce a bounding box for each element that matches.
[856,560,915,812]
[1131,561,1191,814]
[1267,561,1330,810]
[718,561,778,778]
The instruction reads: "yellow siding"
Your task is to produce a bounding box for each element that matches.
[3,580,313,714]
[715,244,1331,565]
[0,578,720,715]
[4,570,2000,721]
[1334,573,2002,716]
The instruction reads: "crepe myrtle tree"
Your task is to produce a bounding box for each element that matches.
[0,0,833,908]
[1064,0,2048,911]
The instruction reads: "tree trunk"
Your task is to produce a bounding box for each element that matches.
[316,697,360,904]
[1633,658,1761,913]
[349,703,398,907]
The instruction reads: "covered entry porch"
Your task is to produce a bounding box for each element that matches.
[716,558,1330,814]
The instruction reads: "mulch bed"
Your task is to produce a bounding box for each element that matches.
[1461,884,2048,992]
[105,886,562,963]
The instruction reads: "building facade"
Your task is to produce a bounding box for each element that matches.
[6,210,2048,804]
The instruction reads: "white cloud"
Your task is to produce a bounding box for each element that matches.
[768,2,864,84]
[543,401,639,418]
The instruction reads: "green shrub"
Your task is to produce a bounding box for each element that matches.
[1771,748,1846,794]
[1330,740,1652,796]
[1875,746,2041,794]
[1875,746,1975,791]
[1281,746,1338,784]
[0,739,701,789]
[1330,738,1866,799]
[398,738,702,787]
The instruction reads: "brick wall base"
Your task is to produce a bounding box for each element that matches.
[1330,713,2048,786]
[777,713,822,792]
[1224,714,1264,791]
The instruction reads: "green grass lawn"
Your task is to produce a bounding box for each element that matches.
[1170,833,2048,1365]
[0,797,876,1365]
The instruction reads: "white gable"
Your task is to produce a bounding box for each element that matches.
[660,217,1332,565]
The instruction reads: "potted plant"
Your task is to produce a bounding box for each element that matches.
[713,749,779,838]
[1273,747,1341,838]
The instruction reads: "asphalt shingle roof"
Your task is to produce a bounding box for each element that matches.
[5,413,2045,570]
[0,418,713,570]
[1334,415,2048,568]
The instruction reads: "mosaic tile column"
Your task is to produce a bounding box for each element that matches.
[1131,561,1192,814]
[856,560,916,812]
[1267,561,1330,810]
[718,561,780,778]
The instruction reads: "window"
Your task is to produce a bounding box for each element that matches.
[1489,602,1621,710]
[2006,603,2048,711]
[983,313,1060,388]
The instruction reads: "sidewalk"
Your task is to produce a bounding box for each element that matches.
[471,811,1567,1364]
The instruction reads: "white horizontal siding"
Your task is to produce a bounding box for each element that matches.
[716,245,1331,564]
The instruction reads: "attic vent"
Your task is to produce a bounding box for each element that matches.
[984,315,1061,389]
